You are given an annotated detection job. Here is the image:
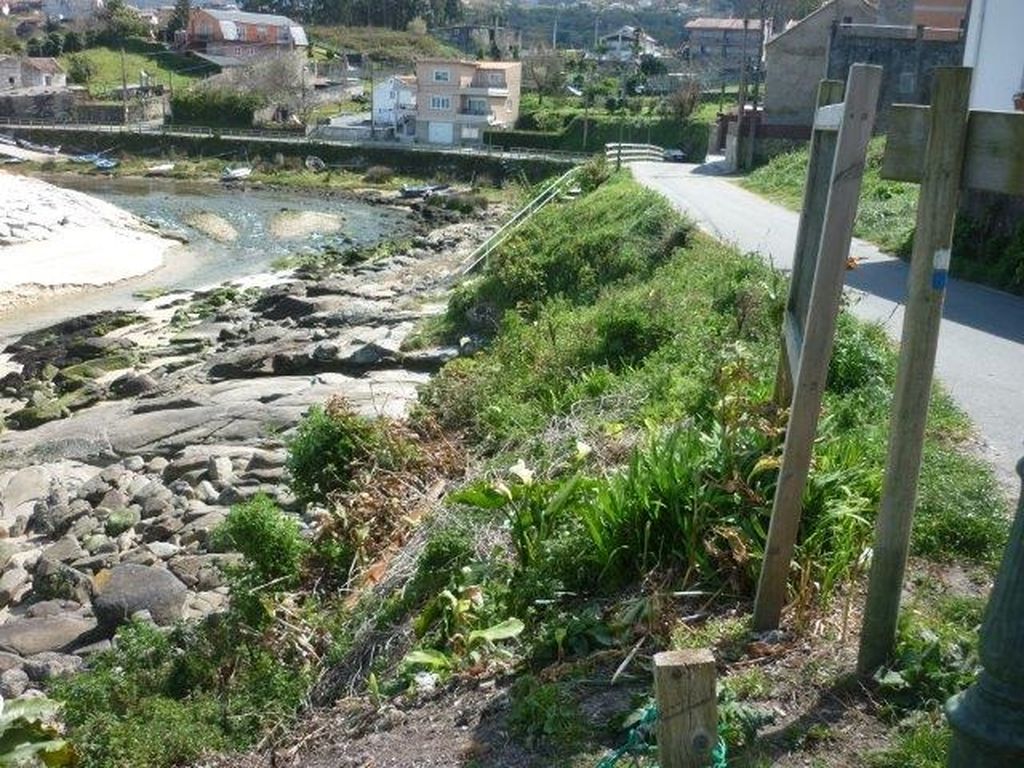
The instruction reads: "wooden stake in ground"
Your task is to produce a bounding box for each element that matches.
[857,67,973,673]
[654,650,717,768]
[752,64,882,631]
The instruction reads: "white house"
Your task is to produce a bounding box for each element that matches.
[41,0,103,22]
[962,0,1024,110]
[600,26,659,62]
[372,74,415,135]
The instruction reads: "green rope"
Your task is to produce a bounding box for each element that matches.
[596,703,729,768]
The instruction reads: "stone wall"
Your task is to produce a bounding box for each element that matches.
[826,22,965,129]
[0,90,77,121]
[764,0,877,127]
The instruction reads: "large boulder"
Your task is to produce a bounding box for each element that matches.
[0,614,98,656]
[92,564,187,630]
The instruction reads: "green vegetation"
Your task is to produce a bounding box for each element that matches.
[743,138,1024,295]
[744,138,918,254]
[487,91,711,159]
[171,88,266,129]
[285,396,411,506]
[0,696,72,766]
[44,166,1010,766]
[308,25,459,63]
[58,41,209,98]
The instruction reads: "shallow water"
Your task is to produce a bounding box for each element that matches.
[0,175,411,340]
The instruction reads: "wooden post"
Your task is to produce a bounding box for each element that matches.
[857,67,973,673]
[752,64,882,631]
[773,79,845,407]
[654,650,717,768]
[946,458,1024,766]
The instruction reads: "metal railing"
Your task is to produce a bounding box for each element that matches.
[457,166,579,276]
[604,142,665,164]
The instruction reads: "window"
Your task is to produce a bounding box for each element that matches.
[465,97,488,115]
[462,126,479,139]
[432,69,450,83]
[430,95,451,110]
[257,26,267,40]
[487,71,504,86]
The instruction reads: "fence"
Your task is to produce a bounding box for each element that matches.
[604,143,665,165]
[456,166,579,276]
[0,116,590,164]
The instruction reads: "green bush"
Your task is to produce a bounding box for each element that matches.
[286,397,405,506]
[171,88,265,128]
[214,495,307,585]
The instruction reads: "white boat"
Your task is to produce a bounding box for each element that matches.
[221,166,252,182]
[145,163,176,176]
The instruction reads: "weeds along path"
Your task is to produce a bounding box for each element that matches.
[631,160,1024,490]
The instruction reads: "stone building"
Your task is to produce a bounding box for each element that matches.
[683,17,765,84]
[764,0,877,127]
[0,56,67,90]
[826,20,965,128]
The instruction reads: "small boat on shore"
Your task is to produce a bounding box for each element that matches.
[399,183,450,199]
[94,158,119,171]
[15,138,60,155]
[304,155,326,172]
[221,166,252,182]
[145,163,176,177]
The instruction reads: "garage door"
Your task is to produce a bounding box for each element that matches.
[428,122,454,144]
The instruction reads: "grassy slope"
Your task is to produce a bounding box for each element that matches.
[742,138,1024,295]
[48,168,1010,768]
[743,137,919,255]
[411,169,1008,764]
[308,25,459,63]
[60,44,205,98]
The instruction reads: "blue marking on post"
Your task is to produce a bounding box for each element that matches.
[932,269,949,291]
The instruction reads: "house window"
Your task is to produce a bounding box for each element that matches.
[430,95,451,110]
[7,77,14,85]
[899,70,916,95]
[432,69,450,83]
[487,71,504,86]
[257,26,267,40]
[466,97,487,114]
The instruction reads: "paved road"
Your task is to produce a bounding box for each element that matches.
[633,160,1024,489]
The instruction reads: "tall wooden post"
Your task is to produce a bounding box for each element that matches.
[857,68,973,673]
[752,64,882,631]
[946,457,1024,766]
[654,650,717,768]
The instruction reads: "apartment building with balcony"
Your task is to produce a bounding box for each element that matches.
[413,58,522,145]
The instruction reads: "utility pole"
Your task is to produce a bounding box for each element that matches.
[120,47,128,125]
[368,60,375,140]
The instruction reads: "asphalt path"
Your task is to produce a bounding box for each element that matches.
[632,160,1024,489]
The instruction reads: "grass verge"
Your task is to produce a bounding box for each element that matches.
[742,137,1024,295]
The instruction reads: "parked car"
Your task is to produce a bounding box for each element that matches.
[663,148,686,163]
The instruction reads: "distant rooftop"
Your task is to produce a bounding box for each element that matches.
[685,17,763,31]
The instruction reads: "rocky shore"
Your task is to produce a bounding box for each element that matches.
[0,186,497,698]
[0,172,181,314]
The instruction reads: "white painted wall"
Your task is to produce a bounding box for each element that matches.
[372,76,415,129]
[963,0,1024,110]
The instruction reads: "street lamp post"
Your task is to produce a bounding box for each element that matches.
[947,457,1024,767]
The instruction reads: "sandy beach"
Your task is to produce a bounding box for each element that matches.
[0,171,179,314]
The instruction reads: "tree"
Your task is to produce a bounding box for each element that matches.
[98,0,149,43]
[667,78,701,121]
[169,0,191,35]
[523,50,566,105]
[66,53,97,85]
